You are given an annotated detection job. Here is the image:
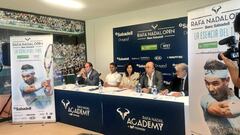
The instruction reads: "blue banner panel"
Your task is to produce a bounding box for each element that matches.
[55,90,103,133]
[102,96,185,135]
[113,17,187,83]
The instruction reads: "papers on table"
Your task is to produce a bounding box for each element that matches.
[54,84,189,104]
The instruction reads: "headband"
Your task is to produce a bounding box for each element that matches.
[22,69,35,76]
[204,69,228,79]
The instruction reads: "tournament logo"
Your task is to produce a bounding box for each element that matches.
[25,37,31,41]
[116,108,130,120]
[151,24,158,30]
[61,99,70,109]
[212,6,221,14]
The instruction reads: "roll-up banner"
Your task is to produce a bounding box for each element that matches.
[11,35,56,123]
[188,0,240,134]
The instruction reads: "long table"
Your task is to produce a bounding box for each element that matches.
[55,84,189,135]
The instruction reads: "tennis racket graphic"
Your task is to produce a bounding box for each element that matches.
[44,44,53,79]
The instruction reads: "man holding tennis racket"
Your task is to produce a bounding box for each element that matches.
[19,64,52,109]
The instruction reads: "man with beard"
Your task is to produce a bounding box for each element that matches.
[201,59,240,135]
[19,64,52,109]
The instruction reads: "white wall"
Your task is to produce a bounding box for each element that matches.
[86,0,225,80]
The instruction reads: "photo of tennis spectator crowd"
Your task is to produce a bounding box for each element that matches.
[53,42,86,77]
[0,9,84,34]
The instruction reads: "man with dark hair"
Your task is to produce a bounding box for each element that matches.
[139,61,163,93]
[19,64,52,109]
[201,59,240,135]
[104,62,122,87]
[77,62,100,86]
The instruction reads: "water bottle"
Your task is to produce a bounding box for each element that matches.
[62,77,66,89]
[74,79,79,90]
[62,77,65,85]
[75,79,79,86]
[151,85,158,99]
[98,81,103,93]
[135,83,142,96]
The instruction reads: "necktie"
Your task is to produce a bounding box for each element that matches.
[180,79,184,91]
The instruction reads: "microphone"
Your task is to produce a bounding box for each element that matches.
[219,36,236,45]
[138,72,145,80]
[140,72,146,77]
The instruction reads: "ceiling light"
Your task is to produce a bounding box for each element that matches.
[42,0,85,9]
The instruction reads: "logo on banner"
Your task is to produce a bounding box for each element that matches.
[13,107,31,111]
[151,24,158,30]
[136,64,145,68]
[140,57,150,61]
[212,6,221,14]
[162,73,172,76]
[61,99,70,109]
[115,31,133,37]
[167,55,183,59]
[159,43,171,50]
[179,23,187,29]
[116,107,164,132]
[154,56,162,61]
[61,99,90,118]
[116,108,130,120]
[117,65,124,68]
[155,64,167,69]
[117,57,129,61]
[25,37,31,41]
[190,9,237,29]
[131,57,140,60]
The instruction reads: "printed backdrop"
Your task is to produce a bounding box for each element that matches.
[113,17,188,84]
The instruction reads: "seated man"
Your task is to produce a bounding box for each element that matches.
[139,61,164,93]
[77,62,100,86]
[162,63,188,97]
[104,62,122,87]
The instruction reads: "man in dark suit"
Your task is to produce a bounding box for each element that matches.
[139,61,164,93]
[77,62,100,86]
[162,63,188,96]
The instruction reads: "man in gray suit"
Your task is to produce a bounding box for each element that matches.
[77,62,100,86]
[139,61,164,93]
